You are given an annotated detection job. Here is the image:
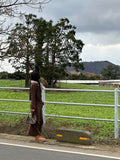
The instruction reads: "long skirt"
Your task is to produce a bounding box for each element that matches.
[27,122,43,137]
[27,103,43,137]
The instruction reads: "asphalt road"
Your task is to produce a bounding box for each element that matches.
[0,143,120,160]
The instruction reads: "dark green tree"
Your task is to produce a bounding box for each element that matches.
[34,18,84,86]
[101,64,120,79]
[6,14,36,87]
[4,15,84,87]
[33,18,53,73]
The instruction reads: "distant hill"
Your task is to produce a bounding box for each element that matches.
[66,61,118,74]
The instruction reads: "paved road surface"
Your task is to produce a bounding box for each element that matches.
[0,134,120,160]
[0,142,120,160]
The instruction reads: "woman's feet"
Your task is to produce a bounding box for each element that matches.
[35,135,46,142]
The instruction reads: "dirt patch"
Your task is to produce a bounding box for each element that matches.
[0,118,57,139]
[0,118,120,146]
[0,118,28,135]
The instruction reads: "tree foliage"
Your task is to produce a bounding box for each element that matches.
[6,14,36,87]
[101,64,120,79]
[34,17,84,86]
[5,15,84,87]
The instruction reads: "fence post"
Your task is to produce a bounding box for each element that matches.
[42,87,46,124]
[114,88,119,139]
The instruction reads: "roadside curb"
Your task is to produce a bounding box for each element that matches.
[0,133,94,149]
[56,128,92,145]
[1,133,120,159]
[0,133,120,153]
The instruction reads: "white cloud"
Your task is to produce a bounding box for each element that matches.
[75,31,120,65]
[1,0,120,73]
[76,31,120,46]
[81,43,120,65]
[0,60,15,73]
[40,0,120,33]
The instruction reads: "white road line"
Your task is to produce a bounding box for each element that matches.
[0,142,120,160]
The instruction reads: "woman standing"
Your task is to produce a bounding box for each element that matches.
[27,72,46,142]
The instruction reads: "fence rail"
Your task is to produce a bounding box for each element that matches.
[0,87,119,139]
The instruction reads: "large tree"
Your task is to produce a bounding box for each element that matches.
[6,14,36,87]
[5,15,84,87]
[34,18,84,86]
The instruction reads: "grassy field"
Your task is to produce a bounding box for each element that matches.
[0,79,120,142]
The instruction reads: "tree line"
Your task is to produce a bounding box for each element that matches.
[0,71,26,80]
[1,63,120,81]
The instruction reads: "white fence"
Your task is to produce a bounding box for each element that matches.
[0,87,120,139]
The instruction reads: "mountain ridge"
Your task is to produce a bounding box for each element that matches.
[66,61,118,74]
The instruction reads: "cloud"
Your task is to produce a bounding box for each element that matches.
[39,0,120,48]
[81,43,120,65]
[0,60,15,73]
[1,0,120,72]
[41,0,120,33]
[76,31,120,45]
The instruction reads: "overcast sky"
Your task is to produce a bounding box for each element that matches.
[1,0,120,72]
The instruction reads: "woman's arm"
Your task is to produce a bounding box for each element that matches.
[30,84,37,111]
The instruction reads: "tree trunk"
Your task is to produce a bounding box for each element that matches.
[25,54,30,87]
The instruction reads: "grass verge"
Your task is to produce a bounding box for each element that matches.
[0,80,120,144]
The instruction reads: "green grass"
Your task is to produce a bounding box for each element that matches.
[0,79,120,141]
[44,88,116,140]
[57,82,115,90]
[0,79,25,87]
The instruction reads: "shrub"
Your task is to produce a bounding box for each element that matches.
[40,77,48,87]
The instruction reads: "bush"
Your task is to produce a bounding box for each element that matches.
[8,71,25,80]
[40,77,48,87]
[0,72,8,79]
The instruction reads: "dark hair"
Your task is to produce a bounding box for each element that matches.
[31,72,41,92]
[31,72,40,81]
